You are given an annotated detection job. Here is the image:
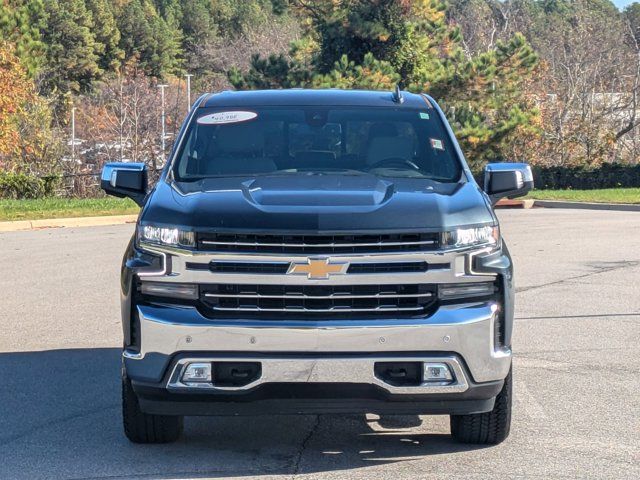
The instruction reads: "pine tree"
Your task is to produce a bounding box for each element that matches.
[0,0,47,77]
[86,0,123,71]
[180,0,216,48]
[40,0,102,95]
[231,0,540,168]
[116,0,182,77]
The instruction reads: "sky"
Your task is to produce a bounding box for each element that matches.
[614,0,635,9]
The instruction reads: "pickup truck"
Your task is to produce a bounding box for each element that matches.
[101,88,533,444]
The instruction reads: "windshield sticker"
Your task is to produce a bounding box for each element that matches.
[419,112,430,120]
[197,111,257,125]
[430,138,445,151]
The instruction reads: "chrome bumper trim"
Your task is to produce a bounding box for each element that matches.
[132,301,511,383]
[166,355,468,394]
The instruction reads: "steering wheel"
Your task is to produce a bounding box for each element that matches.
[369,157,421,171]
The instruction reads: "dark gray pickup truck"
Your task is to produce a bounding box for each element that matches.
[101,88,533,444]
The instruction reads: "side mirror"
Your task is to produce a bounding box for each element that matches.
[100,162,148,206]
[483,163,534,205]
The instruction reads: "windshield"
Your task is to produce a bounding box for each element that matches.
[173,106,462,182]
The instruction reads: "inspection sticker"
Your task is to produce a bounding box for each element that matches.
[197,111,258,125]
[430,138,445,150]
[419,112,430,120]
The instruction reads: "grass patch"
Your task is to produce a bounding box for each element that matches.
[526,188,640,204]
[0,197,139,221]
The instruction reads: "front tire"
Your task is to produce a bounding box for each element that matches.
[122,369,183,443]
[450,367,512,445]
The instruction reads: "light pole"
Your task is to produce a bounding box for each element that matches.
[71,106,76,164]
[185,73,193,111]
[158,84,168,163]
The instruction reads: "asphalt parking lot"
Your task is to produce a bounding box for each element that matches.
[0,208,639,480]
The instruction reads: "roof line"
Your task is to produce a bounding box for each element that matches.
[419,94,434,108]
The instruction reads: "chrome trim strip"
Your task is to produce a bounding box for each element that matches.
[138,241,491,258]
[200,240,437,248]
[137,250,168,278]
[203,292,434,299]
[209,305,427,313]
[211,260,290,265]
[166,355,469,394]
[136,243,499,286]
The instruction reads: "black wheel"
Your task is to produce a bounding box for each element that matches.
[122,368,183,443]
[450,367,512,445]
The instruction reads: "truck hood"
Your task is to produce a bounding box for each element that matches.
[141,173,494,232]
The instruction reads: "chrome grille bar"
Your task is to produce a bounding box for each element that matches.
[199,283,437,318]
[196,232,441,255]
[204,292,434,300]
[200,240,437,248]
[210,305,427,313]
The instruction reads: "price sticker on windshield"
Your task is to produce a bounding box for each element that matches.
[430,138,445,151]
[197,111,258,125]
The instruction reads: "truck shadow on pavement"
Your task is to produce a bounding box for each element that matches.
[0,348,488,479]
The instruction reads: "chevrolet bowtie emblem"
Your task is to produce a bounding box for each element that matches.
[287,258,349,279]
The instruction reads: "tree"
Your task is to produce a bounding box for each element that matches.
[40,0,102,96]
[0,43,61,175]
[0,0,47,77]
[86,0,123,71]
[0,43,33,163]
[116,0,182,78]
[231,0,540,168]
[76,60,185,172]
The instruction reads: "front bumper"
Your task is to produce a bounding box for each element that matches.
[134,378,504,416]
[124,301,511,415]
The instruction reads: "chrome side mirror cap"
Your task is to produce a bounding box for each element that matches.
[483,163,534,205]
[100,162,148,206]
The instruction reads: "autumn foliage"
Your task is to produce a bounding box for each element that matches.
[0,43,35,164]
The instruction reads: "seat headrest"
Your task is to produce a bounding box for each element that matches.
[368,123,398,139]
[216,123,265,154]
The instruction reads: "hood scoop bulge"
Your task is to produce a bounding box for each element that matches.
[241,174,394,207]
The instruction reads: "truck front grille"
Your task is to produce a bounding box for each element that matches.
[196,233,439,254]
[200,284,437,318]
[186,260,435,275]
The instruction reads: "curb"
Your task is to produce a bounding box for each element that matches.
[532,200,640,212]
[495,199,535,209]
[0,214,138,233]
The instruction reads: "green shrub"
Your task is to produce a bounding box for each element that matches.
[532,164,640,190]
[0,172,59,199]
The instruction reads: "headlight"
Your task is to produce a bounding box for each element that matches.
[138,225,195,247]
[442,226,499,248]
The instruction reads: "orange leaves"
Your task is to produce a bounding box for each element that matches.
[0,43,36,159]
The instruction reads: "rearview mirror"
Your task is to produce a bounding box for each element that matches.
[483,163,533,205]
[100,163,148,206]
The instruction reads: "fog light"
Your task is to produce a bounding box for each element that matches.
[438,282,495,300]
[140,282,198,300]
[423,363,453,383]
[182,363,212,383]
